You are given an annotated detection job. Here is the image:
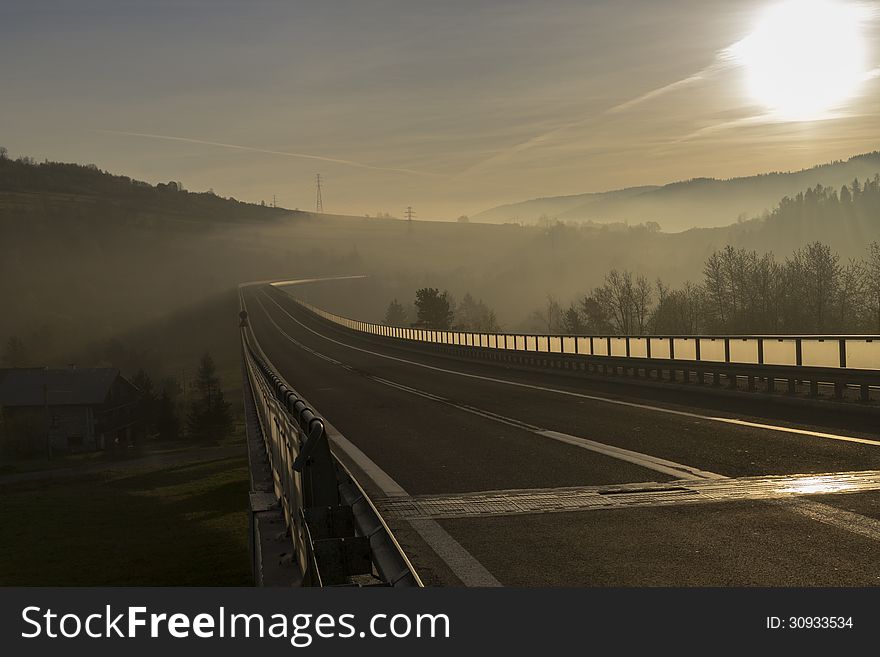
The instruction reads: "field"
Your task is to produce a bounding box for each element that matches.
[0,453,251,586]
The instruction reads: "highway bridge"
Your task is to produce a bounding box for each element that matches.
[240,278,880,587]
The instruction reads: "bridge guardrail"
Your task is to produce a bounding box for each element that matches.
[240,292,421,587]
[279,286,879,402]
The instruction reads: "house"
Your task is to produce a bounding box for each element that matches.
[0,367,142,456]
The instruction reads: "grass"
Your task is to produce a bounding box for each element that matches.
[0,439,209,475]
[0,455,252,585]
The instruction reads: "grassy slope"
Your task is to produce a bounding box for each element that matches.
[0,455,251,585]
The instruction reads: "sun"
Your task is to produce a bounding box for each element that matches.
[730,0,869,120]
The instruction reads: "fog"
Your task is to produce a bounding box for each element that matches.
[2,152,880,386]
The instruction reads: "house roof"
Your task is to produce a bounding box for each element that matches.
[0,368,122,407]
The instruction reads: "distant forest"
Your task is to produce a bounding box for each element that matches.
[536,180,880,336]
[526,239,880,337]
[386,180,880,336]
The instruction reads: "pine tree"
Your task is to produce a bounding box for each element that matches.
[155,391,180,441]
[414,288,453,329]
[186,353,233,441]
[2,336,29,367]
[131,369,157,436]
[383,299,408,326]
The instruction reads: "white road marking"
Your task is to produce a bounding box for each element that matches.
[536,430,725,480]
[261,288,880,448]
[251,288,880,544]
[786,499,880,543]
[257,295,718,481]
[242,290,501,587]
[373,374,722,481]
[323,417,502,586]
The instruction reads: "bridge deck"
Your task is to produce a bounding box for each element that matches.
[243,284,880,586]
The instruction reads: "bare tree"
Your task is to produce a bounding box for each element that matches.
[787,242,840,332]
[530,295,563,334]
[703,251,728,330]
[867,242,880,332]
[836,259,866,330]
[633,275,653,334]
[596,269,636,334]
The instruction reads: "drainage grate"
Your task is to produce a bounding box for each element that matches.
[378,470,880,520]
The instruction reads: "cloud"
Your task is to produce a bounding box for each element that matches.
[458,1,880,177]
[89,129,438,177]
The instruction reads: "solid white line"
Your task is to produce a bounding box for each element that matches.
[257,296,719,481]
[261,289,880,448]
[374,376,720,480]
[323,418,502,586]
[536,430,724,480]
[244,290,502,587]
[786,499,880,543]
[253,289,880,545]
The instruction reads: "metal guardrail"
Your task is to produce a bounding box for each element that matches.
[295,298,880,371]
[239,298,421,587]
[281,289,879,402]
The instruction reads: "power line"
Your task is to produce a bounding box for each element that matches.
[315,173,324,213]
[404,206,415,222]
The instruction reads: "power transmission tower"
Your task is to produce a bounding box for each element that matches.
[404,206,415,222]
[315,173,324,213]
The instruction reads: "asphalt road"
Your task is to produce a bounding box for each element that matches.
[243,283,880,586]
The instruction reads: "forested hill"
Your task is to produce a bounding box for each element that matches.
[0,153,296,224]
[474,150,880,231]
[720,175,880,254]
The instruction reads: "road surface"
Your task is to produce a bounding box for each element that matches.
[243,283,880,586]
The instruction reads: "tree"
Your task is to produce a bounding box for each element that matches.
[562,304,585,334]
[595,269,639,334]
[187,353,233,441]
[160,376,183,400]
[703,250,728,330]
[836,259,865,331]
[867,242,880,332]
[455,293,500,331]
[383,298,408,326]
[632,275,653,334]
[414,288,453,329]
[0,146,7,160]
[131,369,157,437]
[155,391,180,441]
[579,293,611,333]
[651,280,705,334]
[2,336,29,367]
[529,295,563,333]
[787,241,840,332]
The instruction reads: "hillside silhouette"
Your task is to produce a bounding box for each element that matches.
[474,151,880,232]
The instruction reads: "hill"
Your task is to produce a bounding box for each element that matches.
[473,151,880,231]
[0,155,296,225]
[2,149,878,374]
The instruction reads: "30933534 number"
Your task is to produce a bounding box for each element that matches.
[766,616,853,630]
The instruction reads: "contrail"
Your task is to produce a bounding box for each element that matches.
[90,129,437,177]
[606,60,729,114]
[454,57,730,178]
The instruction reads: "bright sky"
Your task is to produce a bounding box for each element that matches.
[2,0,879,219]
